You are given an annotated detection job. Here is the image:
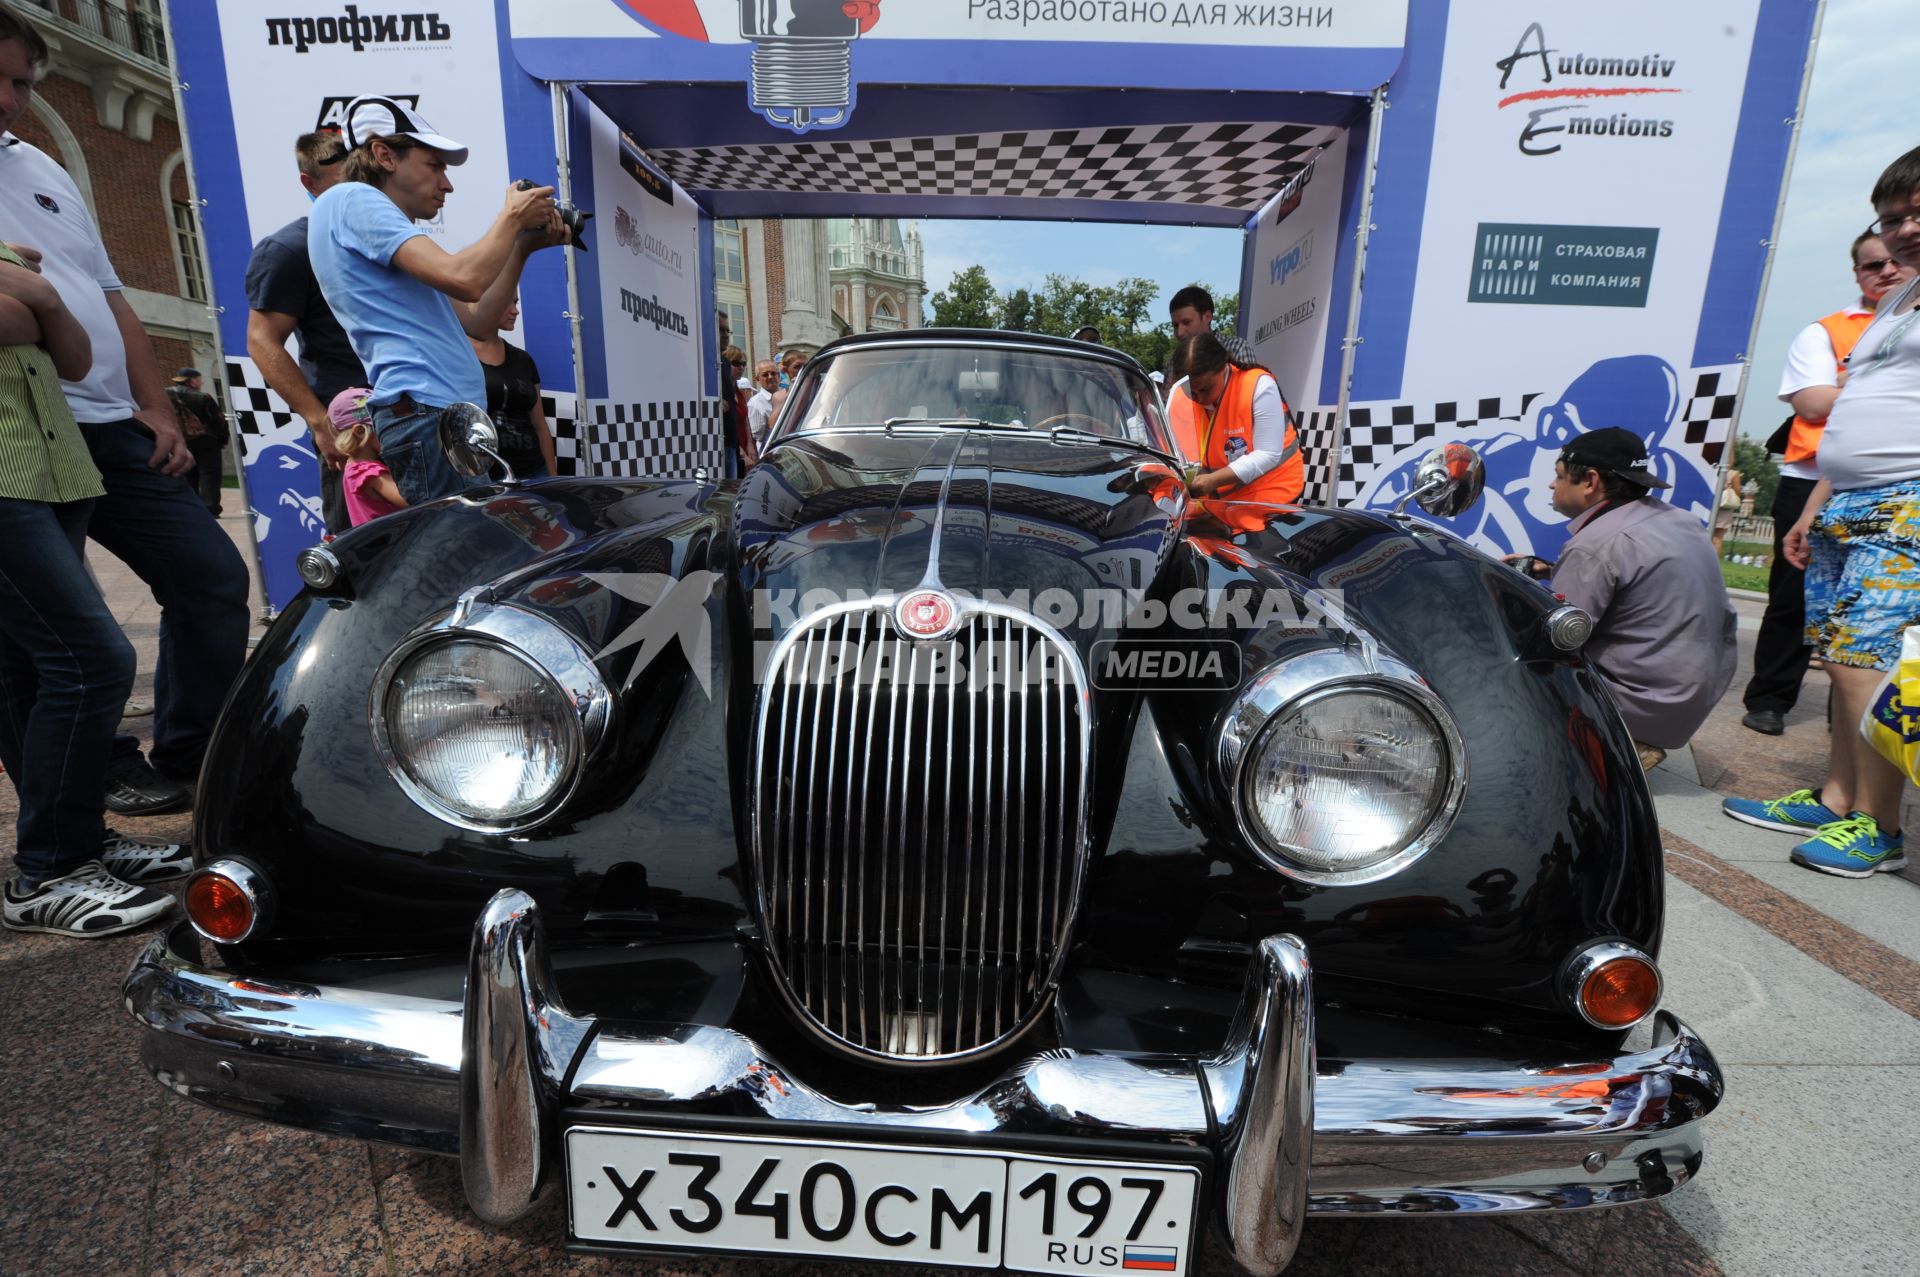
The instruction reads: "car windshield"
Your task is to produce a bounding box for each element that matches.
[780,344,1173,453]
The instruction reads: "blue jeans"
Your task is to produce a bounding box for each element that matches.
[372,401,483,507]
[0,497,135,886]
[78,419,250,781]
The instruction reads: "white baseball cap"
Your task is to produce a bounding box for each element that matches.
[342,96,468,166]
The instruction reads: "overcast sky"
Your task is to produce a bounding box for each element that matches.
[1743,0,1917,439]
[918,2,1917,440]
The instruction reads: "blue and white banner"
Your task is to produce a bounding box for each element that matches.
[570,92,722,477]
[510,0,1410,132]
[1241,128,1348,430]
[168,0,566,607]
[1343,0,1814,556]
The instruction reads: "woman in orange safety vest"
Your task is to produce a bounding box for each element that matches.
[1164,332,1303,504]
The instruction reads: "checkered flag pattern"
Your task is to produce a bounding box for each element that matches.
[1680,369,1737,467]
[1335,393,1543,504]
[542,388,582,476]
[224,356,300,450]
[1293,408,1341,507]
[230,355,593,476]
[650,122,1342,214]
[588,399,725,477]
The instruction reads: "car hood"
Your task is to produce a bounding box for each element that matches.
[734,430,1186,649]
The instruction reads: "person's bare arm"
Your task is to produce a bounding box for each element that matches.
[247,309,345,469]
[529,390,557,475]
[106,290,192,476]
[390,223,518,307]
[0,294,37,345]
[1783,478,1832,569]
[30,292,90,382]
[368,470,407,509]
[458,247,526,339]
[388,183,557,307]
[1788,380,1844,423]
[0,260,92,379]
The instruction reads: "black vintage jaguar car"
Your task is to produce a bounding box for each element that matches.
[125,330,1721,1275]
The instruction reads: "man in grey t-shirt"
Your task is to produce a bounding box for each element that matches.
[1514,427,1737,771]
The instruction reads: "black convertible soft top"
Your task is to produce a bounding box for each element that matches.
[809,327,1151,380]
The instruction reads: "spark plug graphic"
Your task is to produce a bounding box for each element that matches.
[741,1,879,132]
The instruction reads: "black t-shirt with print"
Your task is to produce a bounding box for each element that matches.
[480,341,543,469]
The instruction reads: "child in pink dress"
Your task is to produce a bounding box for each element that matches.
[328,387,407,526]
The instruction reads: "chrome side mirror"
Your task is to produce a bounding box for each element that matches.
[1393,443,1486,521]
[438,403,516,483]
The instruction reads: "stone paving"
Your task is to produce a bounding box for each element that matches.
[1,516,1914,1276]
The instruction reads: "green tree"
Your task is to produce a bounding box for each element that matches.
[1729,437,1779,517]
[1001,287,1034,332]
[1029,274,1100,335]
[929,265,1000,329]
[1019,273,1172,371]
[1212,289,1241,339]
[1122,327,1174,376]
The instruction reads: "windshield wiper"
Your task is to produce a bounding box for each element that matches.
[884,416,1026,433]
[1046,425,1176,461]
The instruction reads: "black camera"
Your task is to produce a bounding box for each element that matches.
[514,179,593,253]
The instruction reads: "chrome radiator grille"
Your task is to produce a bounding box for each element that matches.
[751,605,1090,1061]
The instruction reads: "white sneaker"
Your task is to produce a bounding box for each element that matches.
[100,828,194,884]
[2,861,175,937]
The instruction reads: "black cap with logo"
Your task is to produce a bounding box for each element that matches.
[1559,427,1671,489]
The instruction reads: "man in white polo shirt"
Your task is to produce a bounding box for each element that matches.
[309,96,564,506]
[0,3,249,819]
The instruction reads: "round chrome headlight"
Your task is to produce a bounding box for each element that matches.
[1219,649,1467,886]
[371,605,611,832]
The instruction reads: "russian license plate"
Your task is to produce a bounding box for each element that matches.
[568,1126,1200,1276]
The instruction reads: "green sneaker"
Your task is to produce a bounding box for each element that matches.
[1790,814,1907,879]
[1721,787,1843,834]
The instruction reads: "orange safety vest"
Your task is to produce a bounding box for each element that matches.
[1784,309,1876,465]
[1167,367,1303,504]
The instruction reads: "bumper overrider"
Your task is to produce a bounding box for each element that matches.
[123,891,1722,1275]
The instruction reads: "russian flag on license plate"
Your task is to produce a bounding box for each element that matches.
[1123,1246,1178,1271]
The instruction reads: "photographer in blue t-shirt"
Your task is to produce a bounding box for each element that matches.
[308,96,566,506]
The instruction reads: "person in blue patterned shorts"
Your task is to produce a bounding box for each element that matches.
[1723,147,1920,878]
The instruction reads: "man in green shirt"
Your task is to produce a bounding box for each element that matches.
[0,236,180,936]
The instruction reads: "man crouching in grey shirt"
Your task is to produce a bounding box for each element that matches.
[1511,427,1738,771]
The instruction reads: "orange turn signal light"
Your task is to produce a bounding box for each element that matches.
[186,870,255,943]
[1578,955,1661,1030]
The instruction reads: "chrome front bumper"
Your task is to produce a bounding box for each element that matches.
[124,892,1722,1276]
